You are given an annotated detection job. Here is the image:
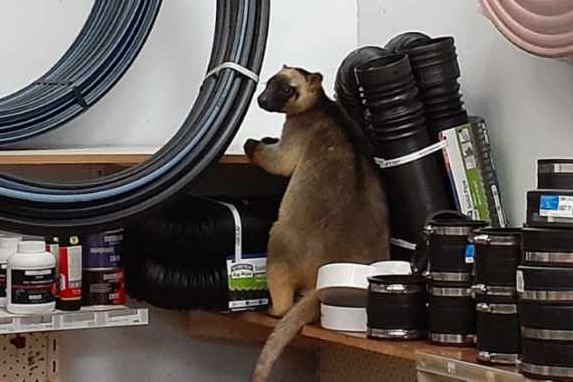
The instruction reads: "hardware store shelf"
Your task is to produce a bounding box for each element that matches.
[0,304,148,334]
[0,147,249,165]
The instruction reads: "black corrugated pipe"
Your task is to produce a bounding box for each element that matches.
[123,196,278,310]
[391,35,469,141]
[334,46,387,125]
[335,51,454,261]
[0,0,162,144]
[0,0,270,235]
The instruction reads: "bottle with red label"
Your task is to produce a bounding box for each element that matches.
[0,236,21,308]
[55,235,82,311]
[7,241,56,315]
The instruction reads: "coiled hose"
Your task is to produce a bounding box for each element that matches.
[0,0,161,144]
[123,196,278,310]
[0,0,270,235]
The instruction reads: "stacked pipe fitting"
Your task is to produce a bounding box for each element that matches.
[470,228,522,365]
[423,218,487,346]
[519,159,573,380]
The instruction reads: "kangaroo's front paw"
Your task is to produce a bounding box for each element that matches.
[244,138,261,159]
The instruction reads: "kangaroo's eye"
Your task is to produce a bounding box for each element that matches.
[282,85,294,96]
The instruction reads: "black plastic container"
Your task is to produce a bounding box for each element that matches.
[428,281,475,346]
[424,219,488,281]
[366,274,427,340]
[522,227,573,267]
[475,300,520,365]
[538,159,573,190]
[353,52,454,260]
[396,36,468,140]
[526,190,573,229]
[470,228,521,301]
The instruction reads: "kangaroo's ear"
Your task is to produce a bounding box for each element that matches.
[309,72,323,88]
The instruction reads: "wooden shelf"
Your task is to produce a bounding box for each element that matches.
[190,311,473,362]
[0,147,249,165]
[189,311,524,381]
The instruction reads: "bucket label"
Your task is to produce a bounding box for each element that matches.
[464,244,475,264]
[11,268,56,304]
[0,264,6,298]
[540,195,573,218]
[226,254,269,311]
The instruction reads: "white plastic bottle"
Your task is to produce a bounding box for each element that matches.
[0,236,22,308]
[7,241,56,315]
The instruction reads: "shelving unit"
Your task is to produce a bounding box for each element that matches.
[0,148,527,381]
[0,304,148,335]
[0,147,249,165]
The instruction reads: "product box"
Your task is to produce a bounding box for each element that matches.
[226,253,269,312]
[440,116,508,227]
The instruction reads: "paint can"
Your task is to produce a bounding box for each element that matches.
[82,229,124,268]
[82,268,126,307]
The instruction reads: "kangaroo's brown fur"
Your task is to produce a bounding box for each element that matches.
[244,66,390,382]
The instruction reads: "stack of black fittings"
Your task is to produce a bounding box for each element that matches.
[519,159,573,380]
[423,214,487,346]
[122,196,278,311]
[366,274,428,340]
[470,228,522,365]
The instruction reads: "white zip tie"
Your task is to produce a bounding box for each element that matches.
[205,62,259,83]
[208,199,243,262]
[375,140,447,169]
[390,238,417,251]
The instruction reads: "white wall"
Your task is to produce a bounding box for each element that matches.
[358,0,573,225]
[0,1,357,381]
[0,0,357,154]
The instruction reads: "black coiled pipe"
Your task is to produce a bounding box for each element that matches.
[123,196,278,310]
[0,0,161,144]
[0,0,270,235]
